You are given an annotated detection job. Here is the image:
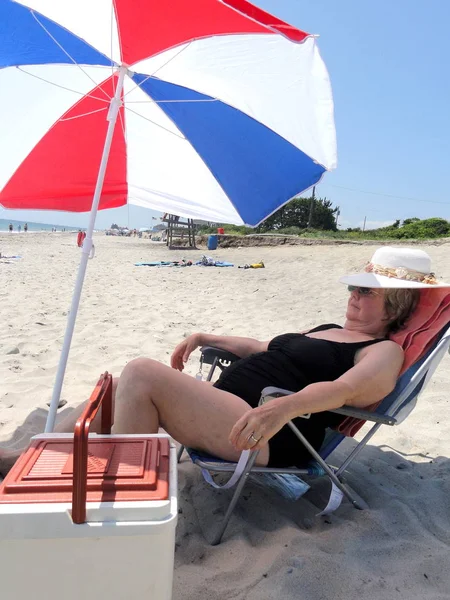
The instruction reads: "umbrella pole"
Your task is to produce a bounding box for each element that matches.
[45,65,128,433]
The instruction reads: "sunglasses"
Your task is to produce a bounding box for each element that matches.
[347,285,378,296]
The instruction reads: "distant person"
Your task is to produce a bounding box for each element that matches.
[8,223,13,232]
[77,230,87,247]
[18,225,21,233]
[24,223,28,232]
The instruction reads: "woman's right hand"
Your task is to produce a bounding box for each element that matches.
[170,333,203,371]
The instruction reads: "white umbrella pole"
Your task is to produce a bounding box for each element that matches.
[45,65,128,433]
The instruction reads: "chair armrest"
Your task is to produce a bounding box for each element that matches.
[260,387,397,426]
[200,346,241,365]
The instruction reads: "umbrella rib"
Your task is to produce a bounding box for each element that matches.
[118,104,127,145]
[110,1,117,97]
[16,66,111,104]
[123,41,193,100]
[30,9,113,102]
[59,106,109,121]
[150,41,193,78]
[124,106,186,139]
[125,98,218,104]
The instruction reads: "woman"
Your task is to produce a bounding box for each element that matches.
[0,247,448,473]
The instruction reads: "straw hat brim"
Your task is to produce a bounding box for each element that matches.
[339,273,450,289]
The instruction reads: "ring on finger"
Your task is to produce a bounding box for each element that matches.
[249,433,261,444]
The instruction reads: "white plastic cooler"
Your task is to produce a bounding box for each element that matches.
[0,374,178,600]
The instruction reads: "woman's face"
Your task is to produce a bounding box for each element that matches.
[345,286,388,328]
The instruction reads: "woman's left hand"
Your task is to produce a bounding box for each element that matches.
[229,400,291,452]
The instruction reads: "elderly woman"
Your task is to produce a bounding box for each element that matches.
[0,247,449,473]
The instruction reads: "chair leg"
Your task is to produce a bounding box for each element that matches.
[335,422,382,477]
[287,422,365,510]
[211,451,259,545]
[177,445,185,463]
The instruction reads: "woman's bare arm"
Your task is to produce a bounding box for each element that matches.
[281,340,404,419]
[229,340,404,451]
[170,332,270,371]
[199,333,269,358]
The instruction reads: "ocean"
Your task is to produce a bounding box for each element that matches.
[0,218,72,232]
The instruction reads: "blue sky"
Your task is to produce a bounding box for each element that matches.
[1,0,449,230]
[258,0,450,230]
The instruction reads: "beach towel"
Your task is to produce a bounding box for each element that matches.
[195,261,234,267]
[195,255,234,267]
[135,260,193,267]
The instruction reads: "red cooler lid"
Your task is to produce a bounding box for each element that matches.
[0,436,170,506]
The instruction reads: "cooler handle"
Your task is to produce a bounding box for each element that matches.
[72,372,113,524]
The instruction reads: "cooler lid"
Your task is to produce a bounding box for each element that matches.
[0,436,170,507]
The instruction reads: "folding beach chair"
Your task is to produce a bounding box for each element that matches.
[178,324,450,544]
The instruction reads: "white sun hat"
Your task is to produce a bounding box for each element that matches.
[339,246,450,289]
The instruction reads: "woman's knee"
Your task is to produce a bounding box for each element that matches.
[121,357,162,383]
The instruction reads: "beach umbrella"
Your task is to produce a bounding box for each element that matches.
[0,0,337,430]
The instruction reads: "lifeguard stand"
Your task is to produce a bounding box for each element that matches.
[163,214,196,249]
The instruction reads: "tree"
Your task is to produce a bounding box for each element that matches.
[403,217,450,237]
[256,196,339,232]
[402,217,420,226]
[370,217,450,239]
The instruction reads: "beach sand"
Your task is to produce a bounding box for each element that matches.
[1,232,449,599]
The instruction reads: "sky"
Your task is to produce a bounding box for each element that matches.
[255,0,450,230]
[1,0,449,230]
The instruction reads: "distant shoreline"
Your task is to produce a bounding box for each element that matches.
[0,218,94,233]
[2,229,450,248]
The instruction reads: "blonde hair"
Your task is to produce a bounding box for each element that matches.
[383,288,420,333]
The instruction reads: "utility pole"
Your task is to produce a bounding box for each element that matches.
[335,208,340,229]
[307,186,315,228]
[362,216,367,232]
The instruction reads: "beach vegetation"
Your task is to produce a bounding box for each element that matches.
[255,197,338,232]
[196,197,450,241]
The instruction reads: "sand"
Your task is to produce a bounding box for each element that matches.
[1,232,449,599]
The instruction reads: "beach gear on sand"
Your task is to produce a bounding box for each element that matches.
[199,261,234,267]
[135,257,235,267]
[0,374,178,599]
[238,260,265,269]
[135,259,193,267]
[196,255,234,267]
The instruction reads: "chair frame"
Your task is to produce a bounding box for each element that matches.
[178,326,450,544]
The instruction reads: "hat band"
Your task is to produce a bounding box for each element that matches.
[365,262,438,285]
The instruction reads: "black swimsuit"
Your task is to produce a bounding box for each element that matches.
[213,324,385,467]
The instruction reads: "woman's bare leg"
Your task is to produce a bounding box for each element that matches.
[113,357,269,465]
[53,377,119,435]
[1,359,270,471]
